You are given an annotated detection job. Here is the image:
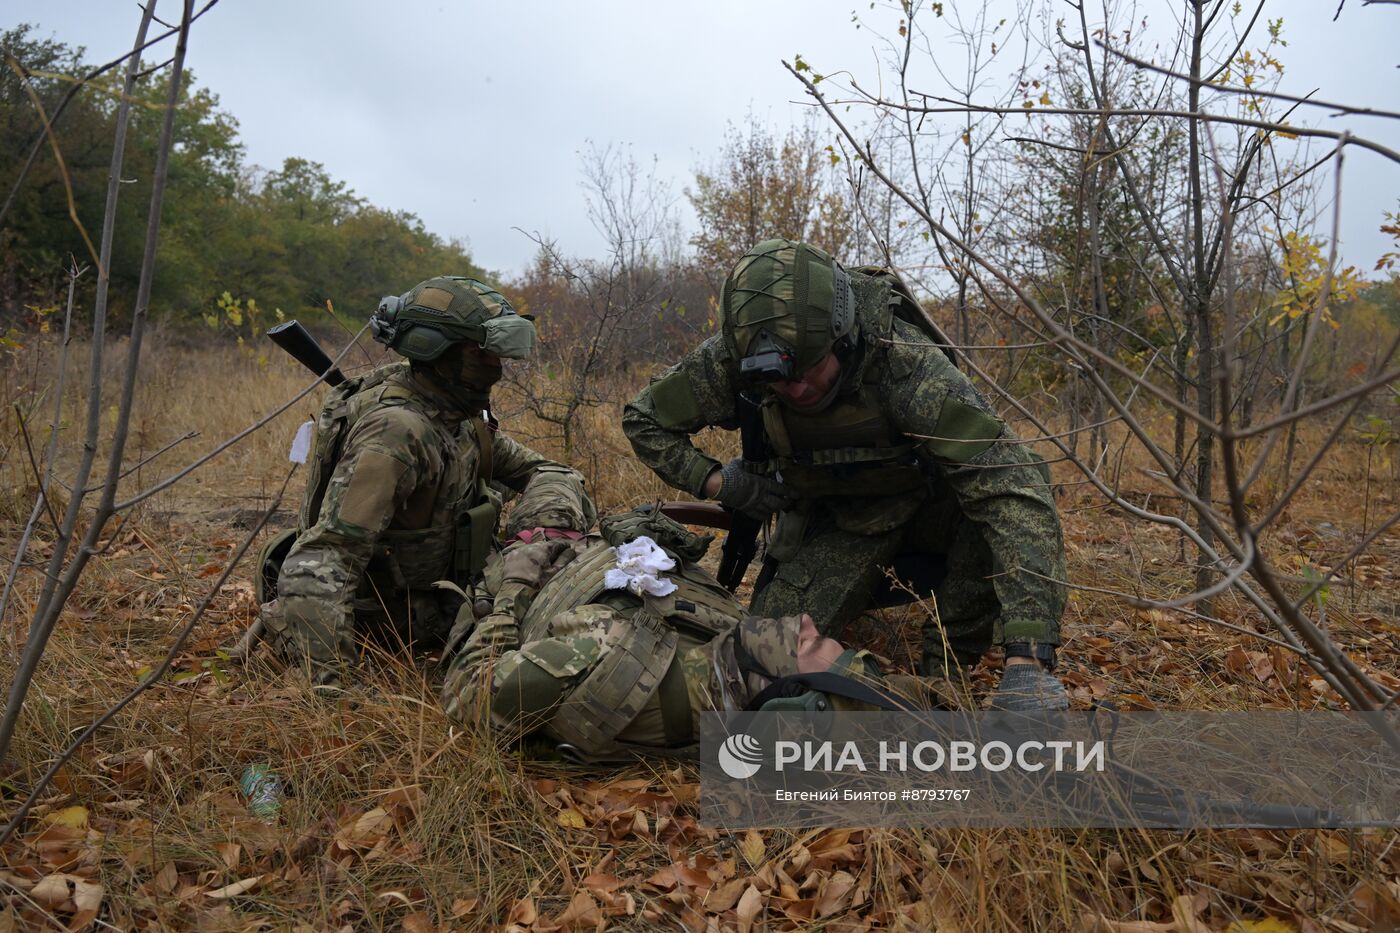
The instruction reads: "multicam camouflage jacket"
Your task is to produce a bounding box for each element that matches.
[269,361,586,681]
[622,269,1067,647]
[438,512,888,762]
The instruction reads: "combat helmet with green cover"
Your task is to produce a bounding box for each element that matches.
[370,275,536,362]
[720,239,857,382]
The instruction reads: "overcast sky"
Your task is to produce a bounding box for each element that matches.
[8,1,1399,281]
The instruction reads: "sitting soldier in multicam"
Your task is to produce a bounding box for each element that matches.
[254,275,594,689]
[438,502,948,764]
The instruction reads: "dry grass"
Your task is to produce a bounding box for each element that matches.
[1,330,1398,931]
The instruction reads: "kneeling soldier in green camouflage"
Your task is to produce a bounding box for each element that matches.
[622,239,1068,711]
[258,275,593,688]
[440,509,926,760]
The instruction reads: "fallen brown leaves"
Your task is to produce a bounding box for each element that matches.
[4,355,1400,931]
[1,775,441,928]
[2,807,104,930]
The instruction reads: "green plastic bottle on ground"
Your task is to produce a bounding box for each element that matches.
[239,763,283,822]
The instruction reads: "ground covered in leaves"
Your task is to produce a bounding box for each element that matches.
[2,347,1399,931]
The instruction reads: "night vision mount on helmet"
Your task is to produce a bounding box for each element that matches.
[721,239,857,383]
[370,275,536,362]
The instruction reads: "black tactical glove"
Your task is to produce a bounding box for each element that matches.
[715,457,792,518]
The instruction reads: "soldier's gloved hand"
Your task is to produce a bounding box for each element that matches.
[990,662,1069,712]
[714,457,792,518]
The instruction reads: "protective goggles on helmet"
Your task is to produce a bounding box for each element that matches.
[477,311,536,359]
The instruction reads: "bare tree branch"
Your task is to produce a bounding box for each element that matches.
[0,263,81,640]
[0,464,297,846]
[1101,40,1400,119]
[0,0,222,230]
[0,0,187,767]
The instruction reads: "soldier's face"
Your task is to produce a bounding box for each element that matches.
[451,342,504,391]
[770,352,841,411]
[795,613,845,673]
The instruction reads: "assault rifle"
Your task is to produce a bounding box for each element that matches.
[267,320,346,387]
[716,392,771,592]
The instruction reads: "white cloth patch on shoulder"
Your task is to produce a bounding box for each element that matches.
[602,535,678,597]
[289,420,314,464]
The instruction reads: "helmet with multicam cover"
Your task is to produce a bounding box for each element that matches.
[720,239,857,383]
[370,275,536,362]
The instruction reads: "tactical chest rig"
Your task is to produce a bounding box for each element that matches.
[752,271,957,540]
[298,363,498,594]
[758,376,925,499]
[490,508,932,762]
[516,522,749,763]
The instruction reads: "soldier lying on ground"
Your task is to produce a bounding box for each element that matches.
[439,507,1062,762]
[252,275,594,688]
[623,239,1068,710]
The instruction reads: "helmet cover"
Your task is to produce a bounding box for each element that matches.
[720,239,856,381]
[371,275,536,362]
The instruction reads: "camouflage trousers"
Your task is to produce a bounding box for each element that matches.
[749,492,1010,676]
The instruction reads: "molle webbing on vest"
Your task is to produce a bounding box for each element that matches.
[546,610,679,753]
[759,384,926,497]
[646,579,745,642]
[520,541,620,629]
[522,538,745,640]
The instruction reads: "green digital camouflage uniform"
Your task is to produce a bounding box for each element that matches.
[262,276,593,685]
[440,511,894,760]
[623,246,1066,675]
